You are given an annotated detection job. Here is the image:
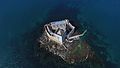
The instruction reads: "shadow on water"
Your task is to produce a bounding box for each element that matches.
[6,3,118,68]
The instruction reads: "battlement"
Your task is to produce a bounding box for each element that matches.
[44,19,87,45]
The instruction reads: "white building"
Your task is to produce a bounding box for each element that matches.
[44,19,87,45]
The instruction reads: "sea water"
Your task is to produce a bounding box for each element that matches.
[0,0,120,68]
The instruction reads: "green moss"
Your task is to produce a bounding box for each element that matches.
[71,43,83,55]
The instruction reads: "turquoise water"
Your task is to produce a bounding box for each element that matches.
[0,0,120,68]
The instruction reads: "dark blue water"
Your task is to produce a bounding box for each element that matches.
[0,0,120,68]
